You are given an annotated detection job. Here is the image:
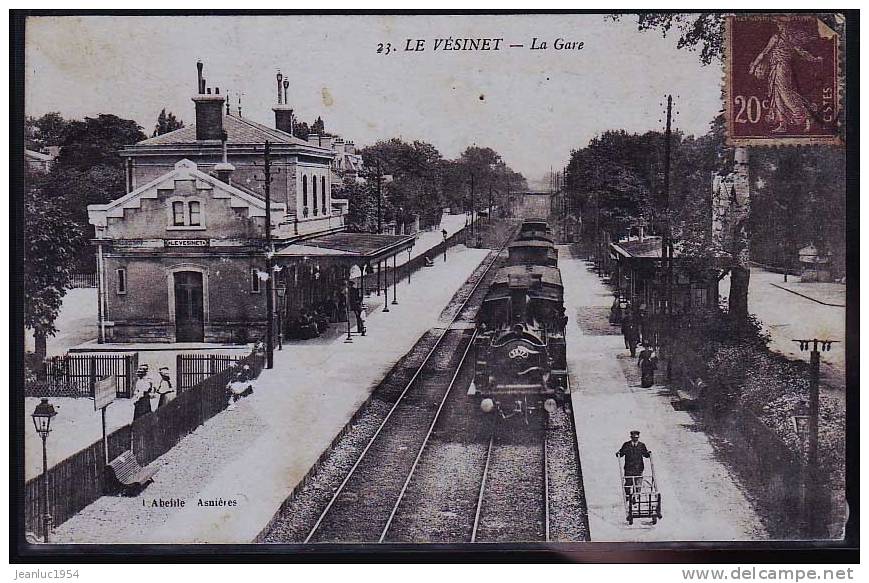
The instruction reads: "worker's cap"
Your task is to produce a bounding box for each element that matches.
[159,366,170,373]
[630,430,640,437]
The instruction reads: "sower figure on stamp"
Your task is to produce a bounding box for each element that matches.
[616,430,651,500]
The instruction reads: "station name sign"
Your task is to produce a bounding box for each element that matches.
[165,239,209,247]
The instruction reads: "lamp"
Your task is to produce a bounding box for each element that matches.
[31,398,57,437]
[31,398,57,542]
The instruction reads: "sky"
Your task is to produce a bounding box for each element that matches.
[24,14,724,181]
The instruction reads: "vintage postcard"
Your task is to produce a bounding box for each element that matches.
[14,11,855,558]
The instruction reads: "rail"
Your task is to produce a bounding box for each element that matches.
[470,436,494,543]
[378,331,477,542]
[304,234,511,543]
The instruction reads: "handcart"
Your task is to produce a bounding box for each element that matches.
[618,453,663,525]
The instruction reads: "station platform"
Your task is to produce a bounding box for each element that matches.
[51,244,490,544]
[558,246,765,541]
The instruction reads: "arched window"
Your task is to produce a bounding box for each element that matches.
[302,175,308,216]
[313,176,319,216]
[321,176,327,214]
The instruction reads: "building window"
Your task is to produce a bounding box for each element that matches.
[172,201,185,226]
[251,268,261,294]
[116,268,127,295]
[302,175,308,214]
[168,199,205,229]
[188,201,201,226]
[313,177,319,215]
[322,176,327,214]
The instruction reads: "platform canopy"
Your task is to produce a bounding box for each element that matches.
[274,232,416,267]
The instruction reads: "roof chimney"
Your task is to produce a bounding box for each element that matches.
[192,61,225,141]
[273,70,294,135]
[307,133,321,147]
[214,129,235,184]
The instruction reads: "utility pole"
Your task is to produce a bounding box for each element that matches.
[488,184,493,223]
[263,140,274,370]
[793,338,838,537]
[376,160,383,234]
[662,94,674,380]
[470,172,476,243]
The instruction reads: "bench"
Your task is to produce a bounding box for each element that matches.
[104,450,158,495]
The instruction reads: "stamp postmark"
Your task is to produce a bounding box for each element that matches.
[726,15,842,146]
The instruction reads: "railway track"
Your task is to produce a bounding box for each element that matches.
[303,240,508,543]
[260,223,589,544]
[470,422,549,543]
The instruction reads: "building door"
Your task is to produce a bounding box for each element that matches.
[174,271,204,342]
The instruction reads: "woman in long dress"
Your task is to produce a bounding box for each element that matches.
[749,20,823,133]
[155,366,175,408]
[132,368,153,421]
[637,344,657,388]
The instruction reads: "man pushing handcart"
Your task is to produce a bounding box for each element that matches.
[616,430,663,525]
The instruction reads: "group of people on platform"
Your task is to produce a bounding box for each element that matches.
[614,298,658,388]
[131,364,175,421]
[285,280,368,340]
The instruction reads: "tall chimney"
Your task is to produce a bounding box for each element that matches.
[192,61,225,141]
[197,60,204,94]
[214,129,235,184]
[276,71,283,104]
[273,70,294,135]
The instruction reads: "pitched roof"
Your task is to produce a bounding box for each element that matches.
[87,159,286,228]
[133,114,323,149]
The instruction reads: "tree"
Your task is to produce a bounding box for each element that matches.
[39,114,147,270]
[152,109,184,137]
[24,169,84,360]
[612,12,725,65]
[310,116,325,135]
[25,112,69,150]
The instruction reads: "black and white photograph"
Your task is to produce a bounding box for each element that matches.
[12,10,857,560]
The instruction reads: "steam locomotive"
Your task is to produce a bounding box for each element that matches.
[469,220,568,422]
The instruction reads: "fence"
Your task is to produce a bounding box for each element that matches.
[69,273,98,288]
[176,353,251,392]
[28,353,138,399]
[23,348,265,538]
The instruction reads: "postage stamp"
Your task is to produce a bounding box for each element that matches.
[726,15,843,146]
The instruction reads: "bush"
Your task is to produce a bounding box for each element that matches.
[674,306,845,490]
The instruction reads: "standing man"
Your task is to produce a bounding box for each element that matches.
[616,430,652,500]
[621,312,640,357]
[348,280,365,336]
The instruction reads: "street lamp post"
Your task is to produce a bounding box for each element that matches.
[343,280,353,343]
[32,398,57,543]
[792,338,838,538]
[442,229,448,262]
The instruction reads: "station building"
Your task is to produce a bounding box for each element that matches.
[88,62,414,344]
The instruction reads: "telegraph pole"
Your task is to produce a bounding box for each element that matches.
[264,140,274,369]
[662,94,674,380]
[376,160,383,234]
[793,338,838,537]
[470,172,476,243]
